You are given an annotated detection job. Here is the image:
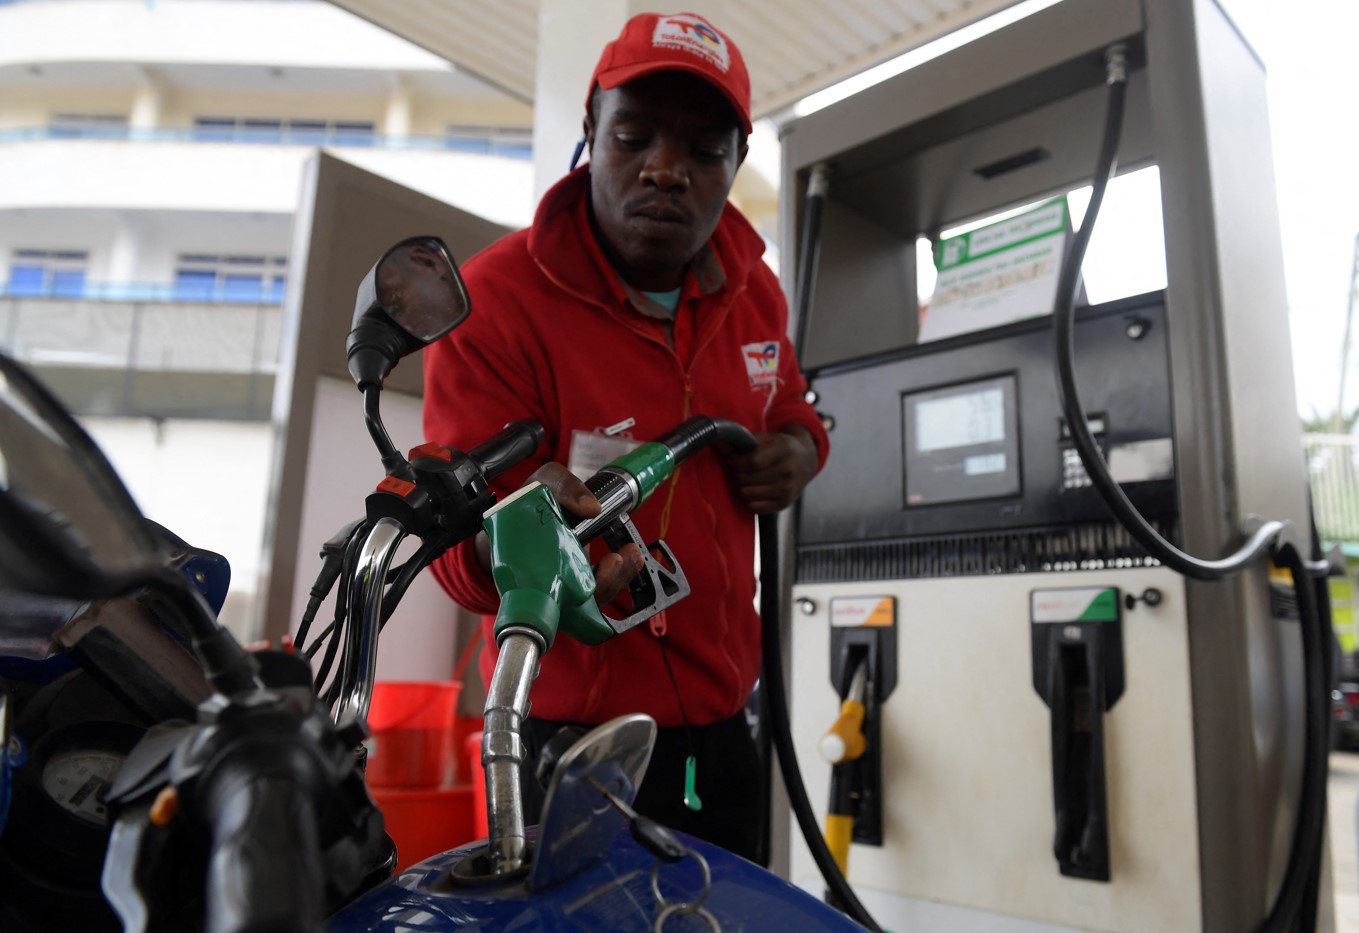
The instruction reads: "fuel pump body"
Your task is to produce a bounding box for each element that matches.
[778,0,1316,930]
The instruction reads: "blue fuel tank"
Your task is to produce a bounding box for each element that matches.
[329,828,867,932]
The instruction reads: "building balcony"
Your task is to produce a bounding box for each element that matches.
[0,134,534,223]
[0,293,281,420]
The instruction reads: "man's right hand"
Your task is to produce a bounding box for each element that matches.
[472,461,645,604]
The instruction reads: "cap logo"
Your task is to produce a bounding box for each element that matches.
[652,14,730,73]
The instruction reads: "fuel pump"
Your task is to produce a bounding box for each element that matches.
[775,0,1326,931]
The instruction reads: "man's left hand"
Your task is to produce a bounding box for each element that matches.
[729,425,820,514]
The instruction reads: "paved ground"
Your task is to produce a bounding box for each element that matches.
[1332,751,1359,932]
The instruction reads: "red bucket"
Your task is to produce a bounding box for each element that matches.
[467,730,488,840]
[370,784,474,871]
[365,681,460,788]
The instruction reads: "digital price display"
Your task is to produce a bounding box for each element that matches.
[903,375,1021,506]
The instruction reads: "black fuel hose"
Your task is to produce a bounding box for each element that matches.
[1053,52,1284,580]
[1261,541,1328,933]
[1058,46,1326,933]
[760,513,880,932]
[657,415,758,462]
[767,156,881,930]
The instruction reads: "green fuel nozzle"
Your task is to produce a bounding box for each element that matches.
[484,416,756,651]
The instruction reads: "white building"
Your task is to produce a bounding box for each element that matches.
[0,0,547,634]
[0,0,790,638]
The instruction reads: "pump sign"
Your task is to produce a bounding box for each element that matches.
[830,596,897,628]
[1030,587,1120,623]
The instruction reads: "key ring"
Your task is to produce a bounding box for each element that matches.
[649,845,713,916]
[653,903,721,932]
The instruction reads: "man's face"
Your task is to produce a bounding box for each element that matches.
[585,71,747,292]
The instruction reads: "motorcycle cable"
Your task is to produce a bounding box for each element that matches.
[296,517,367,651]
[315,527,367,707]
[378,539,444,629]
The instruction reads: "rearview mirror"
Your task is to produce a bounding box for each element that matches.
[346,236,470,390]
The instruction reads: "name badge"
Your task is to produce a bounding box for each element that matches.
[568,421,640,480]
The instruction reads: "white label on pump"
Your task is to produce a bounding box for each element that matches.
[1031,587,1119,623]
[829,596,896,628]
[1108,437,1174,484]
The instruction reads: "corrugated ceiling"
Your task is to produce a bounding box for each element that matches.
[323,0,1027,119]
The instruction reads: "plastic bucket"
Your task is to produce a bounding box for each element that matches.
[364,681,460,788]
[467,730,488,840]
[370,784,474,871]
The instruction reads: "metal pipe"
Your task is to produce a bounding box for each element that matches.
[483,630,542,874]
[336,516,405,725]
[793,162,832,364]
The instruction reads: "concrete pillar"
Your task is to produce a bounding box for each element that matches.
[130,66,164,131]
[107,215,142,285]
[383,73,412,138]
[532,0,643,202]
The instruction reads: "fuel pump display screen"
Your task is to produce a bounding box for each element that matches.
[904,375,1020,505]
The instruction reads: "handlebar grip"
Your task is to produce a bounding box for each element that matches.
[204,771,325,933]
[469,420,546,480]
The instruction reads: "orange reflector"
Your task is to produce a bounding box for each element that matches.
[150,785,180,827]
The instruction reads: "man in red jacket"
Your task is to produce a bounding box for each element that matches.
[423,11,829,863]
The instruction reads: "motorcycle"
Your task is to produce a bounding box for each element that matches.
[0,235,866,931]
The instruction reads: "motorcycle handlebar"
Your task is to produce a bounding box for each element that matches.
[202,764,325,933]
[469,421,545,480]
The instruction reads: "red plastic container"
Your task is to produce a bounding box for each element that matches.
[467,730,488,840]
[371,784,474,872]
[364,681,460,788]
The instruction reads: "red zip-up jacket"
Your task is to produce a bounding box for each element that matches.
[422,166,828,728]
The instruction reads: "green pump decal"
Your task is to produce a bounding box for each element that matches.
[1030,587,1119,623]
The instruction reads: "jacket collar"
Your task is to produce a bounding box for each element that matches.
[526,166,767,309]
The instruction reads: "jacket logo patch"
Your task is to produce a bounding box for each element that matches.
[742,341,779,386]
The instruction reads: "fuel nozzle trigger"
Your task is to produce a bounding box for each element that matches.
[598,513,690,638]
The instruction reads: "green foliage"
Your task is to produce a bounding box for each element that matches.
[1303,405,1359,435]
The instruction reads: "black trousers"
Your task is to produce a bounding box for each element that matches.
[520,711,768,865]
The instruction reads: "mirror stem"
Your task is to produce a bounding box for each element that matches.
[363,387,413,479]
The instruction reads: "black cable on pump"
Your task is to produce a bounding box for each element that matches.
[1060,44,1326,933]
[758,520,882,933]
[1053,45,1284,578]
[755,156,884,932]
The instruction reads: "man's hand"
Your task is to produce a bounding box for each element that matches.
[730,425,820,514]
[473,461,644,604]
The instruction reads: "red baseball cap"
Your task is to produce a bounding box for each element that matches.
[588,12,752,136]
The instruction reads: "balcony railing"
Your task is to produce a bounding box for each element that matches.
[0,125,533,160]
[0,294,281,420]
[0,280,286,304]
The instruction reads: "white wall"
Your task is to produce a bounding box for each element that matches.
[75,406,459,672]
[0,208,295,284]
[285,378,463,683]
[0,140,533,228]
[81,416,274,639]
